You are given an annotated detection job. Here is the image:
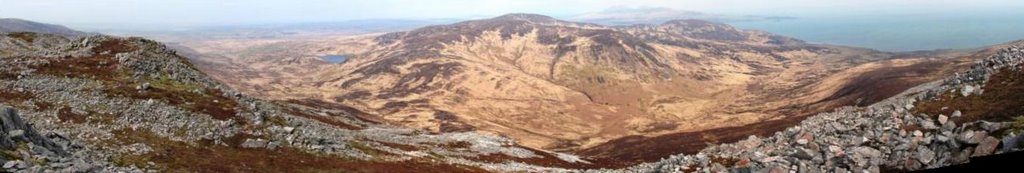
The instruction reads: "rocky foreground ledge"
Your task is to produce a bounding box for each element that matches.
[0,106,97,172]
[595,46,1024,173]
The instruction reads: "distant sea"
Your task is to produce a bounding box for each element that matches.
[727,13,1024,52]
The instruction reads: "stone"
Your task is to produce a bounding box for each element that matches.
[921,121,939,130]
[981,122,1005,132]
[903,158,921,170]
[792,148,815,160]
[851,147,882,166]
[829,145,844,155]
[759,156,782,163]
[1003,134,1024,152]
[765,165,788,173]
[797,132,814,143]
[15,161,26,169]
[854,147,882,159]
[0,106,65,155]
[941,122,956,131]
[7,130,24,138]
[2,161,19,169]
[913,130,923,137]
[973,136,1001,157]
[951,110,962,117]
[710,163,727,173]
[967,131,988,144]
[240,138,268,149]
[952,148,972,163]
[961,85,975,97]
[937,115,949,125]
[918,147,935,164]
[266,141,280,150]
[866,166,881,173]
[936,135,949,143]
[735,158,751,167]
[796,139,809,145]
[282,127,296,134]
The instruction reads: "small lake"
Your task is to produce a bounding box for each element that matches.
[321,55,349,63]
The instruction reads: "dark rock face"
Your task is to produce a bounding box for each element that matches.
[0,105,84,172]
[0,106,65,155]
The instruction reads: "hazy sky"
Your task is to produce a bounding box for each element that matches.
[1,0,1022,30]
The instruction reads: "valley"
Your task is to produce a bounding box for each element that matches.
[2,7,1024,172]
[169,14,991,160]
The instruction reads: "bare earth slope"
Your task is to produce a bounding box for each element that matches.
[0,31,605,172]
[179,14,984,155]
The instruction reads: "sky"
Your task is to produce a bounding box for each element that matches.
[2,0,1022,30]
[3,0,1023,51]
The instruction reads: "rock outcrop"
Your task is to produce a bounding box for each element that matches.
[0,105,97,172]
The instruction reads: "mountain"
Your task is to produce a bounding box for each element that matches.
[623,44,1024,172]
[0,18,86,37]
[571,7,796,25]
[0,24,595,172]
[185,13,980,156]
[4,15,1024,172]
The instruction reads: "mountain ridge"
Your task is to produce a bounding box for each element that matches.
[0,18,86,37]
[3,15,1024,172]
[191,13,982,153]
[0,28,591,172]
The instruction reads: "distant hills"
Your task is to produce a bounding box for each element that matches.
[570,7,796,25]
[195,13,981,157]
[0,18,86,37]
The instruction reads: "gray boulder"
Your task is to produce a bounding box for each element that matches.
[0,106,67,156]
[972,137,1001,157]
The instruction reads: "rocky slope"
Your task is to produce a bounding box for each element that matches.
[183,13,979,155]
[0,31,607,172]
[2,16,1022,172]
[599,45,1024,172]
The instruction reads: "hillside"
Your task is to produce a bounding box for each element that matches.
[0,31,603,172]
[618,44,1024,172]
[0,18,85,37]
[3,14,1024,172]
[184,14,980,155]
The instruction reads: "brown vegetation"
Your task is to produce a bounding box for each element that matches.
[0,90,33,105]
[6,32,37,42]
[109,129,488,173]
[279,101,362,130]
[915,65,1024,124]
[577,112,814,167]
[110,84,240,121]
[285,99,379,124]
[820,61,954,107]
[56,106,87,124]
[32,39,241,122]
